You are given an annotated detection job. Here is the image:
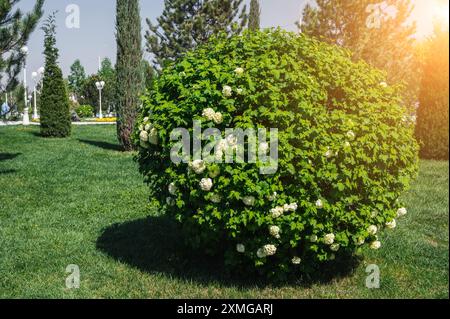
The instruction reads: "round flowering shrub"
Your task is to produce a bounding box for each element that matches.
[135,30,419,280]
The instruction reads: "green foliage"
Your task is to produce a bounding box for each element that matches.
[145,0,248,69]
[0,0,44,92]
[76,105,94,118]
[299,0,419,109]
[248,0,260,31]
[135,30,419,280]
[80,74,100,112]
[116,0,143,151]
[40,13,71,138]
[98,58,117,113]
[68,59,86,98]
[12,84,25,112]
[415,26,449,160]
[141,59,155,92]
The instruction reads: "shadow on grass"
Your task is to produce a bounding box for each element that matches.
[78,139,122,152]
[0,169,17,175]
[97,216,361,288]
[0,153,21,162]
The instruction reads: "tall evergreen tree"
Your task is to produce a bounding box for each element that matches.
[0,0,44,93]
[68,59,86,98]
[116,0,143,151]
[145,0,248,69]
[415,24,449,160]
[248,0,260,31]
[40,13,71,138]
[299,0,417,106]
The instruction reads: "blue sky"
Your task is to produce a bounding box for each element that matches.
[18,0,444,78]
[20,0,305,77]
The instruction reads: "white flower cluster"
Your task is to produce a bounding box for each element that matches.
[213,135,238,161]
[243,196,256,207]
[234,67,244,76]
[397,207,407,218]
[202,108,223,125]
[166,197,175,206]
[257,244,277,258]
[346,130,356,140]
[283,203,298,212]
[324,147,337,159]
[370,241,381,250]
[221,68,244,98]
[267,192,277,202]
[168,182,178,195]
[315,199,324,209]
[270,202,298,219]
[236,244,245,253]
[199,178,213,192]
[139,117,159,147]
[385,219,397,229]
[269,226,281,239]
[189,159,206,174]
[368,225,378,236]
[222,85,233,97]
[330,243,340,252]
[323,233,335,245]
[291,256,301,265]
[210,194,222,204]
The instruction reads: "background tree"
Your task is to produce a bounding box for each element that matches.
[248,0,260,31]
[141,59,155,92]
[67,59,86,98]
[98,58,116,114]
[116,0,143,150]
[0,0,44,93]
[40,13,71,138]
[415,24,449,160]
[299,0,418,107]
[11,84,25,112]
[145,0,248,69]
[79,74,100,112]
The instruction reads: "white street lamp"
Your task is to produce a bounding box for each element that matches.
[31,68,43,120]
[95,81,105,119]
[21,46,30,126]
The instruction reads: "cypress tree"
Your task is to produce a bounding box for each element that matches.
[40,13,71,138]
[145,0,248,69]
[248,0,260,31]
[116,0,143,151]
[0,0,44,92]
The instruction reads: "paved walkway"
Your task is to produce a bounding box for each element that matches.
[1,121,116,126]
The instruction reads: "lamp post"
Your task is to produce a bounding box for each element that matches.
[21,46,30,126]
[31,67,44,120]
[95,81,105,119]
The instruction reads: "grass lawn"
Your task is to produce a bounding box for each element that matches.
[0,125,448,299]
